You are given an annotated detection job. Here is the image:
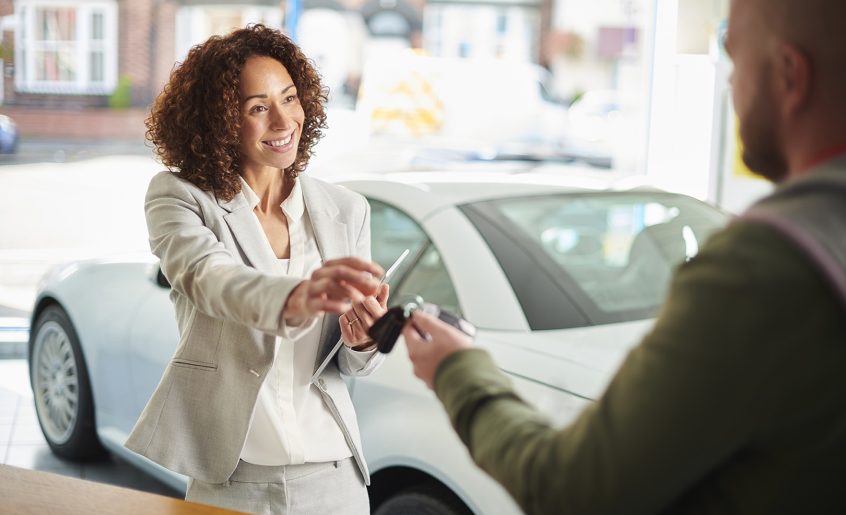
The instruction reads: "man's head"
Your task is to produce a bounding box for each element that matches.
[726,0,846,181]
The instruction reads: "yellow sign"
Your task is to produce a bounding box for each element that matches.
[363,70,445,137]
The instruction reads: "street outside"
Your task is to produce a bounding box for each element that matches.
[0,140,160,352]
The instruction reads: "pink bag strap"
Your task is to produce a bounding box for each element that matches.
[740,210,846,310]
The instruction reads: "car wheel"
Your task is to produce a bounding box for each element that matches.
[30,305,106,460]
[374,486,470,515]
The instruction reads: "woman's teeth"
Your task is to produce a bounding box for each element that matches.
[266,134,292,147]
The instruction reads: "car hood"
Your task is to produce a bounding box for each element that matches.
[479,319,654,400]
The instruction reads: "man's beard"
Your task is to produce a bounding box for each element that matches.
[739,82,789,183]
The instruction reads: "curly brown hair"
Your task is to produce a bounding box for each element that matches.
[146,24,328,201]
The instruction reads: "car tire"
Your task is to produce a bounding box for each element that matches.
[29,305,106,460]
[374,486,470,515]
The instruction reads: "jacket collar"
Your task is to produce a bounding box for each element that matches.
[217,174,349,274]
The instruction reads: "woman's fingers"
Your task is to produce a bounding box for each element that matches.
[375,283,390,308]
[322,257,384,275]
[349,305,373,328]
[313,258,384,296]
[312,277,367,302]
[339,311,355,341]
[283,259,384,324]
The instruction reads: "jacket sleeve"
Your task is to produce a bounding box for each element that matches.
[433,222,816,515]
[146,172,300,336]
[338,193,385,376]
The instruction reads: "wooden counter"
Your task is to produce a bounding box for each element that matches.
[0,465,246,514]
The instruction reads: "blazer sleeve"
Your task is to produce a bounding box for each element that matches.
[145,172,299,336]
[338,193,385,376]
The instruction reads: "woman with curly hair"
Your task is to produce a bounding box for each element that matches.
[125,24,388,514]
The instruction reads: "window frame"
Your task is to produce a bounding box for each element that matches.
[15,0,119,95]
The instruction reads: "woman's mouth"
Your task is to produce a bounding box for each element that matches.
[262,133,295,153]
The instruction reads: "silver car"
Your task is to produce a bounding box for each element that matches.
[28,170,728,514]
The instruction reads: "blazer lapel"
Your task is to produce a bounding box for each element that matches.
[302,193,347,262]
[301,176,350,262]
[218,191,279,275]
[301,177,351,368]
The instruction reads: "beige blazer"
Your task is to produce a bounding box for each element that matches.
[125,171,384,484]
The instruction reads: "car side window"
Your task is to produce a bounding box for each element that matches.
[368,199,461,315]
[369,199,427,271]
[395,244,462,315]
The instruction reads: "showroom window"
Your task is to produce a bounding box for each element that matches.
[15,0,118,94]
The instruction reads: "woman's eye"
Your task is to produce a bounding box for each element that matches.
[250,105,267,114]
[285,94,297,103]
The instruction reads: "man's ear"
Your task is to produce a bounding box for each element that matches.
[776,43,812,118]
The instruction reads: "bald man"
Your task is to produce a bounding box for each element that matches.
[401,0,846,513]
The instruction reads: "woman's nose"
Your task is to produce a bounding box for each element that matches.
[270,105,292,130]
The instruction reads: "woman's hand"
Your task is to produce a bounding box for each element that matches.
[283,257,384,326]
[340,283,390,349]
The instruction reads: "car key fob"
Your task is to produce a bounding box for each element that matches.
[368,306,408,354]
[368,302,475,354]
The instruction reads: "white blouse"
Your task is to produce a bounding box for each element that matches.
[238,177,352,466]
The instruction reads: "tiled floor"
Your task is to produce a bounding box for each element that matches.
[0,358,181,498]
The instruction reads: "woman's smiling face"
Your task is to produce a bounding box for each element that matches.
[238,55,305,174]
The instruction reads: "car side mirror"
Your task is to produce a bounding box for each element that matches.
[155,266,170,289]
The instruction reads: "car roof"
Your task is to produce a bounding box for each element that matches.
[331,168,665,219]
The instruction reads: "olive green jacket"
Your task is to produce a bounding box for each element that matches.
[435,164,846,514]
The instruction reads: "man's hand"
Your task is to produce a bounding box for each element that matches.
[340,283,390,349]
[283,257,384,325]
[403,310,473,389]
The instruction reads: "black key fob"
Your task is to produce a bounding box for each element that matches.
[369,307,408,354]
[368,302,475,354]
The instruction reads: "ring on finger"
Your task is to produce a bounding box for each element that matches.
[347,317,360,327]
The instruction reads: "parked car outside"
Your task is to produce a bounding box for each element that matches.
[28,170,728,514]
[0,114,19,154]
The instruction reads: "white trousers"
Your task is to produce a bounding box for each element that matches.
[185,458,369,515]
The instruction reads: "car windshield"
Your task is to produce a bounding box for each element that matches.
[462,192,728,329]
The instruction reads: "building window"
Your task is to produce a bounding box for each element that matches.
[16,1,118,95]
[175,6,283,63]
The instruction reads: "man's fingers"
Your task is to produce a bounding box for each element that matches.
[409,310,454,337]
[402,323,428,351]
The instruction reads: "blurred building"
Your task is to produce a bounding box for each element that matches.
[1,0,285,108]
[0,0,643,146]
[0,0,283,139]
